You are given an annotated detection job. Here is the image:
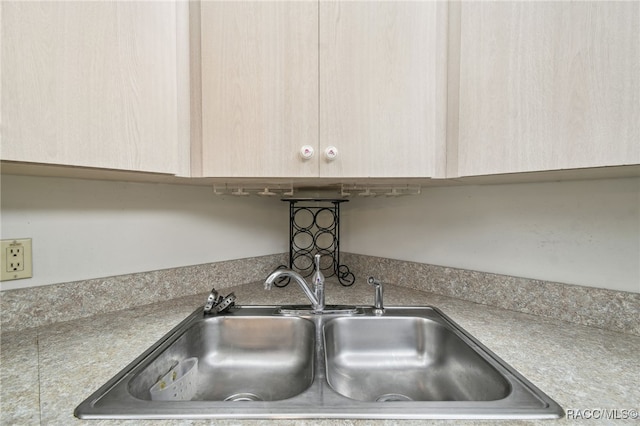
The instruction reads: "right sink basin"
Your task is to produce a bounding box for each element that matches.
[324,316,510,402]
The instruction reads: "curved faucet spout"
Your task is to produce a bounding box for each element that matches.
[264,269,323,311]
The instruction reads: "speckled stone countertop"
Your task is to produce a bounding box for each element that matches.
[2,280,639,426]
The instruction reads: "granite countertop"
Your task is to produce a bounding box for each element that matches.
[2,280,639,425]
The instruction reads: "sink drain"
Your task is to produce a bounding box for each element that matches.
[376,393,413,402]
[223,393,263,402]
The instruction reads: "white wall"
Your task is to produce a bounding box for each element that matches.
[0,175,289,290]
[342,177,640,293]
[3,174,639,294]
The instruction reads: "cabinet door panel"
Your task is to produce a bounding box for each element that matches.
[1,2,188,175]
[320,1,446,178]
[199,1,318,178]
[457,2,640,176]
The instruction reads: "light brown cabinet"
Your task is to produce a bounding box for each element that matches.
[3,1,638,183]
[1,1,190,176]
[319,1,447,178]
[194,0,447,179]
[452,1,640,177]
[197,0,319,178]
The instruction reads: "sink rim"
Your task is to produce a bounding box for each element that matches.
[75,305,564,420]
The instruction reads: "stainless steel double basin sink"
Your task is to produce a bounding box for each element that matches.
[75,306,563,420]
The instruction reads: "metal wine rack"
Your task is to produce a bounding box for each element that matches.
[273,198,354,287]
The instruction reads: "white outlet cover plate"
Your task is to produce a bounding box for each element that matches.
[1,238,33,281]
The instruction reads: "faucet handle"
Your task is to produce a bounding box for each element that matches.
[368,277,382,287]
[312,254,324,284]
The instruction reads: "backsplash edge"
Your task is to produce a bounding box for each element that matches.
[342,252,639,336]
[2,252,637,336]
[0,253,287,333]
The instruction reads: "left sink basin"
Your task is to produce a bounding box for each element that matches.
[75,308,315,419]
[129,315,315,402]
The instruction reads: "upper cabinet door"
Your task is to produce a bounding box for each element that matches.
[1,2,190,176]
[198,0,319,178]
[455,2,640,177]
[319,1,447,178]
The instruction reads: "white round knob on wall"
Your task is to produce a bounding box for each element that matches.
[299,145,315,160]
[324,146,339,161]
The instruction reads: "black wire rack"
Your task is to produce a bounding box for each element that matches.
[272,198,355,287]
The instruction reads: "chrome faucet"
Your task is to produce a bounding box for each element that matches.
[264,254,325,312]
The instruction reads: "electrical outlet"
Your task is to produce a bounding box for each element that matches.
[1,239,33,281]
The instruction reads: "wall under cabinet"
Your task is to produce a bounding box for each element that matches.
[2,175,638,294]
[342,177,640,294]
[0,175,288,290]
